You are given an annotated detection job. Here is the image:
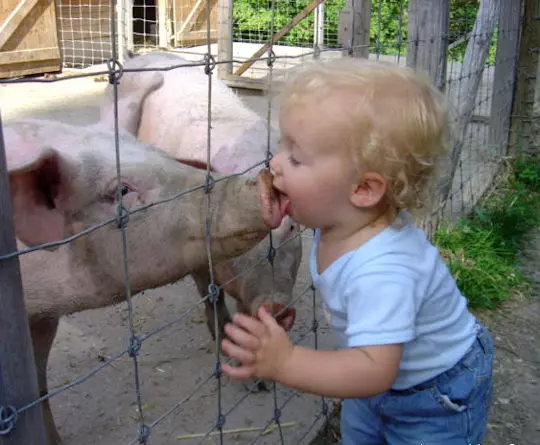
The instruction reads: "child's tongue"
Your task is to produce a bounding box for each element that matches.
[279,194,292,217]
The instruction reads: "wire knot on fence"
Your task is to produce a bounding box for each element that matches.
[116,203,131,229]
[127,335,142,358]
[208,283,220,304]
[204,54,217,75]
[136,423,151,444]
[0,405,18,436]
[106,58,124,85]
[267,49,277,68]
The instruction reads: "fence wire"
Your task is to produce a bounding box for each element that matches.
[0,0,533,444]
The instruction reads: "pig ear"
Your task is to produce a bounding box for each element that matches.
[7,142,72,248]
[100,72,164,135]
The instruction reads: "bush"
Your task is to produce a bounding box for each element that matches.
[434,156,540,310]
[232,0,496,64]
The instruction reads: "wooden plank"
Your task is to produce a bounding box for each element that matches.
[313,2,325,50]
[440,0,499,201]
[509,0,539,154]
[174,0,218,45]
[177,0,205,36]
[0,59,61,78]
[233,0,326,77]
[0,0,61,78]
[221,72,268,90]
[488,0,521,156]
[0,0,40,49]
[0,115,48,445]
[0,47,58,65]
[339,0,371,58]
[175,0,218,41]
[174,36,218,47]
[158,0,169,47]
[217,0,233,78]
[406,0,450,91]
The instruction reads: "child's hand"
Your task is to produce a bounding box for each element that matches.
[221,306,294,382]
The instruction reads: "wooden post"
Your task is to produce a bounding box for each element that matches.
[158,0,170,48]
[217,0,233,79]
[313,2,325,51]
[339,0,371,58]
[488,0,522,156]
[406,0,450,91]
[439,0,499,201]
[0,115,47,444]
[509,0,540,155]
[117,0,134,61]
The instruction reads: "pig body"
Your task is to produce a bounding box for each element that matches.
[100,51,302,340]
[4,116,284,445]
[101,51,280,175]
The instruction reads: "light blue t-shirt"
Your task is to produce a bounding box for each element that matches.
[310,213,477,390]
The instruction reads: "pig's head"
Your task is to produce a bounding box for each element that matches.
[215,215,302,331]
[5,118,286,295]
[211,119,280,176]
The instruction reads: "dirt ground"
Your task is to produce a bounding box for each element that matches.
[310,231,540,445]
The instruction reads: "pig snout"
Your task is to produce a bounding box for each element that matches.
[257,169,290,230]
[175,160,282,231]
[261,302,296,331]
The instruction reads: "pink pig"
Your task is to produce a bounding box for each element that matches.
[100,51,302,343]
[4,83,287,445]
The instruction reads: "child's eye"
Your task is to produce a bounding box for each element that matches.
[288,155,301,166]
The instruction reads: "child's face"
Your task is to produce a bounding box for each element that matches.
[270,98,359,229]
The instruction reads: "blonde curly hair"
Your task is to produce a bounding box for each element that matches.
[278,57,449,213]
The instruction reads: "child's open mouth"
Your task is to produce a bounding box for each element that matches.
[279,191,292,217]
[257,169,292,227]
[271,181,291,217]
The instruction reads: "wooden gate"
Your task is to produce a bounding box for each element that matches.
[0,0,62,79]
[173,0,219,47]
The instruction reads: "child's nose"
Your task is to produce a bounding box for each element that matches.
[270,152,282,175]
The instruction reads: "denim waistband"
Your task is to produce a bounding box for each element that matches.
[392,322,491,395]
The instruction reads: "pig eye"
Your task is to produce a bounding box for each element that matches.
[102,183,133,203]
[120,185,130,197]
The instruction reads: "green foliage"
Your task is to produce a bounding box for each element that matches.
[434,220,524,310]
[232,0,497,64]
[433,156,540,310]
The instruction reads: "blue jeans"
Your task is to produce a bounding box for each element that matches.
[340,322,494,445]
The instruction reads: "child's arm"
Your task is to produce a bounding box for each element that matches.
[221,307,402,398]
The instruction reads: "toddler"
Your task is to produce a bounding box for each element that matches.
[221,57,494,445]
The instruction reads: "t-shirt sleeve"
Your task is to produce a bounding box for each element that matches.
[344,266,417,348]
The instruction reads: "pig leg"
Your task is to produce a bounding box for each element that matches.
[191,268,232,342]
[30,317,62,445]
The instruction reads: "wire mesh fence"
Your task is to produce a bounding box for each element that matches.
[55,0,113,68]
[0,0,535,444]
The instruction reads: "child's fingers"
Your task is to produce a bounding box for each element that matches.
[257,306,281,331]
[221,338,255,365]
[232,312,268,338]
[224,322,260,351]
[221,362,253,380]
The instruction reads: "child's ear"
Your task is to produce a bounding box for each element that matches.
[350,172,387,208]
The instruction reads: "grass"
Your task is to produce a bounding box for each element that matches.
[433,155,540,310]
